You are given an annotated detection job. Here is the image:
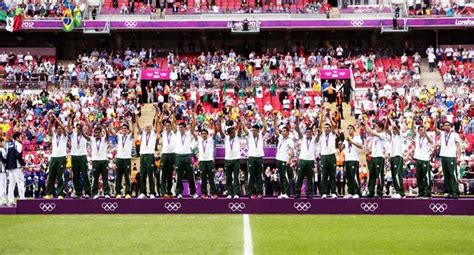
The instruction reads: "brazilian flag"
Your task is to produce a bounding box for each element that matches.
[73,7,82,27]
[0,11,6,24]
[62,9,74,32]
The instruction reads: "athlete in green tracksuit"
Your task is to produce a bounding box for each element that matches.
[174,116,198,199]
[218,115,243,199]
[197,127,218,199]
[45,112,68,199]
[319,118,338,199]
[109,118,135,199]
[363,121,387,198]
[341,124,363,199]
[241,115,267,198]
[387,120,406,199]
[412,125,434,198]
[294,119,320,199]
[136,112,160,199]
[84,117,111,199]
[158,117,176,198]
[435,120,461,199]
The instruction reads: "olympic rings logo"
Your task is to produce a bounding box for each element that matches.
[351,19,364,27]
[101,202,119,212]
[360,202,379,212]
[228,202,246,212]
[39,202,56,212]
[124,21,138,28]
[164,202,182,212]
[293,202,312,212]
[429,203,448,213]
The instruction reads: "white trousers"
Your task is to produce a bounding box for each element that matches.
[8,168,25,204]
[0,173,7,204]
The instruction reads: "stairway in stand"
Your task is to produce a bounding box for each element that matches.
[420,59,445,91]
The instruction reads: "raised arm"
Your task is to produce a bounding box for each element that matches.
[53,114,67,134]
[190,114,198,140]
[109,122,116,136]
[218,114,225,138]
[364,123,382,139]
[84,114,93,137]
[47,112,54,136]
[315,112,323,141]
[434,117,441,135]
[295,118,303,139]
[104,124,110,140]
[287,146,295,166]
[261,114,267,134]
[237,119,243,137]
[390,119,400,136]
[330,117,337,135]
[67,117,74,135]
[273,115,280,137]
[154,110,160,133]
[170,115,177,133]
[212,120,219,140]
[348,134,363,150]
[136,115,142,134]
[130,117,135,139]
[241,117,249,137]
[80,123,91,141]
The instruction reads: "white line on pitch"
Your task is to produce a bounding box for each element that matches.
[243,214,254,255]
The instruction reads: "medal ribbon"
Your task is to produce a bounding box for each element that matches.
[279,138,287,150]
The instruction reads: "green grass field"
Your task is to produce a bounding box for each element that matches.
[0,215,472,254]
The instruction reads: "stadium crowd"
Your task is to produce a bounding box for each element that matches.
[0,44,438,89]
[0,45,472,205]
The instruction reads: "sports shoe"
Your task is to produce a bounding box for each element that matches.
[331,194,337,199]
[177,194,183,199]
[211,194,219,199]
[391,194,402,199]
[116,194,122,199]
[201,195,207,199]
[58,195,64,200]
[125,194,131,199]
[138,194,146,199]
[93,195,100,199]
[278,194,284,199]
[343,194,353,199]
[257,195,263,199]
[83,194,90,199]
[352,194,360,199]
[149,195,156,199]
[227,195,232,199]
[233,195,240,199]
[163,194,170,199]
[44,195,52,200]
[321,194,327,199]
[250,195,257,199]
[105,195,110,199]
[281,194,289,199]
[192,194,199,199]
